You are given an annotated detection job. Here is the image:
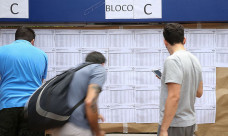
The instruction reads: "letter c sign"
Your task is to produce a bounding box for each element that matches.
[0,0,28,18]
[11,3,19,14]
[144,4,152,15]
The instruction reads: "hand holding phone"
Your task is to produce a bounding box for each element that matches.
[152,70,162,79]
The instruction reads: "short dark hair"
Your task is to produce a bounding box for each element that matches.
[15,26,35,42]
[85,51,106,64]
[163,23,184,45]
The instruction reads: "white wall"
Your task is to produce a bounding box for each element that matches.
[1,28,227,124]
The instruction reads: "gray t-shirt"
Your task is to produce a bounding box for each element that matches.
[159,50,202,127]
[67,63,106,129]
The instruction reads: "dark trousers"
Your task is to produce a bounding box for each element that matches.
[0,107,44,136]
[157,124,195,136]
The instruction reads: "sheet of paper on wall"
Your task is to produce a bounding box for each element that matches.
[134,29,162,48]
[109,85,135,105]
[98,89,110,106]
[109,30,135,47]
[109,49,133,66]
[195,86,216,107]
[34,30,55,48]
[80,30,108,48]
[195,106,216,124]
[216,30,228,48]
[102,105,136,123]
[0,29,15,45]
[135,104,159,123]
[188,49,215,67]
[134,49,161,67]
[185,29,215,49]
[135,86,160,105]
[201,67,216,87]
[55,30,80,48]
[216,49,228,67]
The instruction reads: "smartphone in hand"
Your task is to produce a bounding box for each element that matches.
[152,70,162,79]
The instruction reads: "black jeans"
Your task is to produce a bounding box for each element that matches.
[0,107,44,136]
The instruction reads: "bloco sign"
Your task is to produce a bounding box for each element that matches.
[105,0,162,19]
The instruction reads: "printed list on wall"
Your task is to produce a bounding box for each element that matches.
[1,29,228,124]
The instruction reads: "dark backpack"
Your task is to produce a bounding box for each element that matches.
[25,62,94,131]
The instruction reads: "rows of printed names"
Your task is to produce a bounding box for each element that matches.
[1,29,228,49]
[98,104,215,124]
[37,48,226,72]
[98,85,215,106]
[46,67,215,87]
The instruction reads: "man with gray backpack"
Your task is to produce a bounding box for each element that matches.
[52,51,107,136]
[26,51,107,136]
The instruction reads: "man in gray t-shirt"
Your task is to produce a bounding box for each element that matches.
[158,24,203,136]
[53,51,107,136]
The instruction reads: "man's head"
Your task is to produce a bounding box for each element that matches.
[15,26,35,45]
[163,23,185,46]
[85,51,106,64]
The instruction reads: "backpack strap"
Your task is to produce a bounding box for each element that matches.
[69,62,95,112]
[72,62,95,72]
[71,96,86,112]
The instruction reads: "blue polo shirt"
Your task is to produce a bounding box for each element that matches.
[0,40,48,110]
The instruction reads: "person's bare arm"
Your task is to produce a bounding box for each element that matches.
[196,81,203,98]
[85,84,105,136]
[160,83,181,136]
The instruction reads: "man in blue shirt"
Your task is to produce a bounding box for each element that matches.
[0,26,48,136]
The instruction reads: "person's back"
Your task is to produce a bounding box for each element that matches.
[68,63,106,129]
[158,23,203,136]
[0,40,47,109]
[0,26,48,136]
[160,50,202,126]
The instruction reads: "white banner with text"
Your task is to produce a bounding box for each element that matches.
[105,0,162,19]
